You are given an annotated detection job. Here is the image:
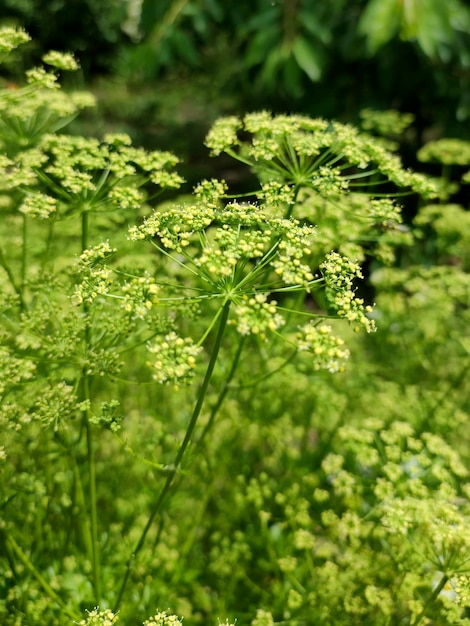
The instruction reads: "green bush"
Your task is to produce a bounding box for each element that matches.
[1,27,470,626]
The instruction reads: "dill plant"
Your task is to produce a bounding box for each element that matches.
[1,26,469,626]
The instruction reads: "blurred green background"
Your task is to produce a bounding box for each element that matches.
[1,0,470,155]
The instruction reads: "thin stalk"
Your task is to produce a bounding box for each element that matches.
[113,299,232,611]
[285,185,301,219]
[83,387,102,603]
[196,336,245,448]
[81,210,89,254]
[0,245,25,309]
[232,348,297,389]
[72,460,94,562]
[21,213,27,292]
[410,573,449,626]
[150,0,190,47]
[5,532,81,621]
[79,208,101,603]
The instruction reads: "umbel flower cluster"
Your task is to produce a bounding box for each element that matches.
[4,25,464,626]
[125,198,375,379]
[78,609,206,626]
[205,111,442,199]
[1,133,183,219]
[0,28,94,154]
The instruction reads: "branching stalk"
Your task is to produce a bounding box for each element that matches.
[113,299,232,611]
[5,532,81,621]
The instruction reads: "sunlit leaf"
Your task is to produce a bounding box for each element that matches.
[292,35,322,82]
[359,0,402,53]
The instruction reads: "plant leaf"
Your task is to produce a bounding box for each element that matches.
[291,36,322,82]
[359,0,402,53]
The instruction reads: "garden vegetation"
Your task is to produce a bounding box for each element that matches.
[1,26,470,626]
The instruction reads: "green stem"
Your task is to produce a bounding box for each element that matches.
[80,208,101,602]
[113,299,232,611]
[5,532,81,621]
[150,0,190,47]
[0,245,25,309]
[196,336,245,448]
[84,394,102,603]
[81,210,89,254]
[21,213,27,293]
[411,573,449,626]
[72,460,94,562]
[285,185,300,219]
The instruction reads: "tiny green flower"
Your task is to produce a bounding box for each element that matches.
[143,610,184,626]
[42,50,79,71]
[231,294,285,340]
[418,138,470,166]
[296,322,350,372]
[78,608,119,626]
[147,332,202,386]
[0,27,31,54]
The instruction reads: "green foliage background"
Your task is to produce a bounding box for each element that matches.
[0,5,469,626]
[2,0,470,130]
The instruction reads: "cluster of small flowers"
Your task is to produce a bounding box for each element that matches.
[195,225,272,281]
[251,609,275,626]
[244,111,328,138]
[78,608,119,626]
[0,26,30,54]
[205,112,441,200]
[18,192,57,218]
[232,294,285,340]
[108,185,145,211]
[147,332,202,386]
[143,611,183,626]
[311,166,349,197]
[205,115,241,155]
[249,135,280,161]
[78,241,118,268]
[418,138,470,166]
[219,201,268,227]
[73,242,116,305]
[381,496,470,573]
[0,85,95,128]
[454,575,470,607]
[0,150,41,189]
[84,346,124,378]
[26,66,59,89]
[0,350,36,401]
[365,198,402,225]
[89,400,123,432]
[320,252,376,332]
[331,289,376,333]
[321,251,362,287]
[194,178,229,208]
[30,134,183,213]
[365,142,443,198]
[272,239,315,288]
[121,274,159,319]
[296,322,350,372]
[360,108,415,137]
[129,204,215,248]
[330,123,373,169]
[48,164,95,195]
[257,181,296,208]
[331,421,470,555]
[130,201,319,297]
[78,609,232,626]
[42,50,79,71]
[32,381,77,430]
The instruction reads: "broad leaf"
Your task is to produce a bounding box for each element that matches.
[292,35,322,82]
[359,0,402,53]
